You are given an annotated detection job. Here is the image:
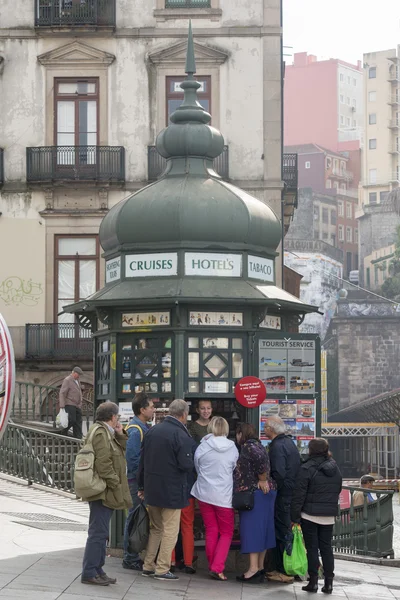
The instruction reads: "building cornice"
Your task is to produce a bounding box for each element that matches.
[0,26,282,40]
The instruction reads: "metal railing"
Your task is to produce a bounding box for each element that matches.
[0,423,80,492]
[11,380,94,431]
[35,0,116,27]
[0,148,3,186]
[148,145,229,180]
[26,323,93,360]
[26,146,125,183]
[333,486,394,558]
[282,153,298,190]
[165,0,211,7]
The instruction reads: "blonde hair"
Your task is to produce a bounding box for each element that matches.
[207,416,229,437]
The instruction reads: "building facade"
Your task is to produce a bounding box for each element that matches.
[0,0,293,395]
[361,47,400,208]
[284,52,364,151]
[364,243,395,291]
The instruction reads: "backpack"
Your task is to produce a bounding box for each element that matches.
[125,423,144,442]
[74,424,111,499]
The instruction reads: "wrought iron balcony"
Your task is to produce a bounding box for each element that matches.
[165,0,211,7]
[35,0,116,28]
[26,146,125,183]
[25,323,93,360]
[282,153,298,190]
[0,148,3,186]
[148,145,229,180]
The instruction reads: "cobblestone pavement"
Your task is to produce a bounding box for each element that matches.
[0,476,398,599]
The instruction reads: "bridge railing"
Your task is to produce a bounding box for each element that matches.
[333,485,394,558]
[0,423,81,493]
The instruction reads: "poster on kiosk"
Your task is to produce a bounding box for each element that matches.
[0,314,16,443]
[257,333,320,455]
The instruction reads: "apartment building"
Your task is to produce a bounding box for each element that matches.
[285,145,359,275]
[361,47,400,207]
[284,52,364,152]
[0,0,294,396]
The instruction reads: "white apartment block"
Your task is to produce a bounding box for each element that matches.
[361,47,400,207]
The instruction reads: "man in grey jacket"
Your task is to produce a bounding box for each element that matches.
[59,366,83,439]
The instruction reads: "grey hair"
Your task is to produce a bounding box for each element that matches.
[266,416,286,435]
[96,401,119,422]
[169,399,189,418]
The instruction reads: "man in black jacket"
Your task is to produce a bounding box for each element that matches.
[138,399,194,581]
[265,416,301,583]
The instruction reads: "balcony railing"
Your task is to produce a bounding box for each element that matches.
[148,145,229,180]
[26,146,125,183]
[165,0,211,7]
[25,323,93,360]
[282,153,298,190]
[35,0,116,28]
[0,148,3,186]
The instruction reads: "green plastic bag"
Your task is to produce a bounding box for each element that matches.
[283,524,308,577]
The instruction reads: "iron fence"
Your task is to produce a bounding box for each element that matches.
[0,423,80,493]
[333,486,394,558]
[26,323,93,360]
[26,146,125,182]
[148,145,229,180]
[282,153,298,190]
[11,381,95,433]
[165,0,211,7]
[35,0,116,27]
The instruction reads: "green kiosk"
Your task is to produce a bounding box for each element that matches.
[64,25,320,548]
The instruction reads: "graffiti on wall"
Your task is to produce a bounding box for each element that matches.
[0,277,43,306]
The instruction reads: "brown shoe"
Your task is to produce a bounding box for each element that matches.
[81,576,109,586]
[99,574,117,584]
[266,571,294,584]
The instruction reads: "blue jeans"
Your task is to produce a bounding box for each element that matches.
[123,479,142,565]
[82,500,113,580]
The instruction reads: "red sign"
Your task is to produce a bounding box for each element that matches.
[0,314,15,442]
[339,489,351,509]
[235,376,266,408]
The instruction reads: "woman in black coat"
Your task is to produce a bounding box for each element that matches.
[291,438,342,595]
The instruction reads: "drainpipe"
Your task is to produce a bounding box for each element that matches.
[280,0,285,289]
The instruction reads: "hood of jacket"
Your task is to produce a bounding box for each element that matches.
[200,433,235,453]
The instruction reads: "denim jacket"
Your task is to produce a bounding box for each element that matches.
[125,416,150,480]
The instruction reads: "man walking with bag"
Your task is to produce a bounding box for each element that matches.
[122,392,155,571]
[78,401,132,586]
[59,366,84,439]
[138,399,194,581]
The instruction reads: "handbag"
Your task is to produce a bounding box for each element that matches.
[232,490,254,511]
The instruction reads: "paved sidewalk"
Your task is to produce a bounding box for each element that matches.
[0,476,398,599]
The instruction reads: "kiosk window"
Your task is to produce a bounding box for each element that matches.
[187,335,245,394]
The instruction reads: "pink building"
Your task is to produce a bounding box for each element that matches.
[284,53,364,152]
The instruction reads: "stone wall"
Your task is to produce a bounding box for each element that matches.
[333,299,400,409]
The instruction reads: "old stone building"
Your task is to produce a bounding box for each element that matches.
[0,1,295,401]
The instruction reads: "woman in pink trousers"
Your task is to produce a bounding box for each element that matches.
[191,417,239,581]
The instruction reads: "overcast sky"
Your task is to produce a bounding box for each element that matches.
[283,0,400,65]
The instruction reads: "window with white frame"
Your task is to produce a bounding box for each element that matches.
[338,201,344,216]
[369,169,377,184]
[352,98,356,108]
[305,161,311,169]
[340,94,344,103]
[326,180,332,189]
[346,226,352,242]
[55,235,99,323]
[340,115,344,125]
[346,202,352,218]
[369,138,377,149]
[369,66,376,78]
[340,73,344,82]
[369,113,376,124]
[338,225,344,241]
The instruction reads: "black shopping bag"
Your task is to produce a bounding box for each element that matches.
[128,502,150,554]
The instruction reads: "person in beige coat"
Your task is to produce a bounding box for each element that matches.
[59,366,83,438]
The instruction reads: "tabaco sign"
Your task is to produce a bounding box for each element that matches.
[0,314,15,442]
[235,376,266,408]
